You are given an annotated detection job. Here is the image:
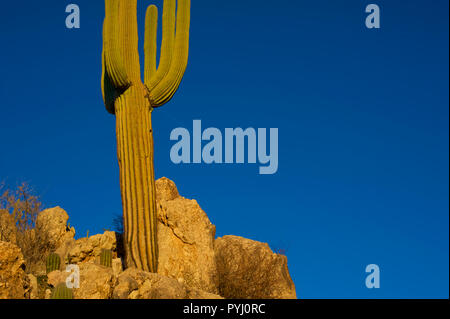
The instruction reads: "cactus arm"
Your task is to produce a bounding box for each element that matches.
[150,0,190,108]
[145,0,176,91]
[144,5,158,85]
[102,47,117,114]
[118,0,141,83]
[104,0,129,89]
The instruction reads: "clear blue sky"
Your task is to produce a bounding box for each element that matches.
[0,0,448,299]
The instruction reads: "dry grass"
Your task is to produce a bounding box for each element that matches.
[0,182,56,274]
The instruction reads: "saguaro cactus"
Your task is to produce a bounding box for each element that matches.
[101,0,190,272]
[51,283,73,299]
[100,249,113,267]
[46,253,61,274]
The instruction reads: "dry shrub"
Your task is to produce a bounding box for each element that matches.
[0,182,56,274]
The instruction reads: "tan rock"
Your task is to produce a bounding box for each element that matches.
[48,264,115,299]
[54,237,76,266]
[156,177,219,295]
[67,231,118,264]
[47,270,69,288]
[44,288,52,299]
[27,274,38,299]
[73,263,115,299]
[36,207,75,249]
[113,268,187,299]
[155,177,180,202]
[186,288,224,299]
[112,258,123,277]
[0,241,29,299]
[215,235,297,299]
[113,270,139,299]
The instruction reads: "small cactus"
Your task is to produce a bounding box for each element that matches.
[100,248,112,267]
[46,253,61,274]
[50,283,73,299]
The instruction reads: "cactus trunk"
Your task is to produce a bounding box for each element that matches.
[115,84,158,272]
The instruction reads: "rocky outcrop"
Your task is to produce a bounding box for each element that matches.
[156,178,219,295]
[48,263,115,299]
[113,268,223,299]
[36,206,75,256]
[67,231,118,264]
[155,177,180,202]
[74,263,115,299]
[114,268,187,299]
[47,270,69,288]
[0,241,29,299]
[185,287,224,299]
[1,177,297,300]
[215,236,297,299]
[112,258,123,277]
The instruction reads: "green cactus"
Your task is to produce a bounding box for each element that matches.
[46,253,61,274]
[100,248,112,267]
[101,0,190,272]
[50,283,73,299]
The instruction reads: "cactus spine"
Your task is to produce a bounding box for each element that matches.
[46,253,61,274]
[102,0,190,272]
[51,283,73,299]
[100,249,113,267]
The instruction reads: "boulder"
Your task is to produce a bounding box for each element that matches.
[186,288,224,299]
[215,235,297,299]
[114,268,186,299]
[48,263,115,299]
[67,231,118,264]
[156,177,219,294]
[54,237,76,266]
[47,270,69,288]
[113,268,221,299]
[156,177,180,202]
[112,258,123,277]
[0,241,29,299]
[36,206,75,249]
[27,274,38,299]
[73,263,115,299]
